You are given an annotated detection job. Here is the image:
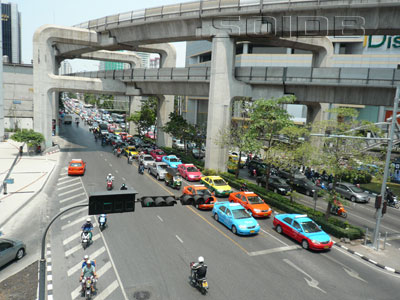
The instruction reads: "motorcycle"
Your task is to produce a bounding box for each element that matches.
[106,179,113,191]
[138,164,145,175]
[82,276,95,299]
[99,216,107,231]
[127,156,133,165]
[239,184,249,192]
[387,196,400,209]
[81,230,91,249]
[330,205,347,218]
[189,262,208,295]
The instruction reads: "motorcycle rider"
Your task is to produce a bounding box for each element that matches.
[120,183,128,190]
[80,260,97,295]
[332,197,342,214]
[385,186,395,206]
[106,173,114,183]
[81,218,93,241]
[138,161,145,174]
[98,214,107,227]
[82,255,96,269]
[128,153,134,164]
[240,182,248,191]
[191,256,207,284]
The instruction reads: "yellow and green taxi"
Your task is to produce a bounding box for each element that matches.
[201,176,233,197]
[124,146,139,158]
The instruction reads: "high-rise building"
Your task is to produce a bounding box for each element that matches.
[59,60,72,75]
[136,52,150,68]
[2,2,21,64]
[149,57,160,68]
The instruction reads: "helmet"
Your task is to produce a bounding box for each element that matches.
[198,256,204,263]
[84,255,89,260]
[108,173,112,177]
[86,260,92,265]
[122,183,126,187]
[101,214,106,217]
[86,218,91,222]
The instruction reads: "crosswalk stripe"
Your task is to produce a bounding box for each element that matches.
[65,235,100,257]
[57,182,81,191]
[59,200,87,212]
[57,177,80,185]
[70,284,82,300]
[59,193,86,204]
[96,261,112,277]
[62,224,97,246]
[96,280,119,300]
[60,207,87,220]
[59,173,68,177]
[61,216,89,231]
[58,187,84,197]
[66,246,105,276]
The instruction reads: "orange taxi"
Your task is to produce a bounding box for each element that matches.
[68,159,86,175]
[228,191,272,218]
[182,185,216,210]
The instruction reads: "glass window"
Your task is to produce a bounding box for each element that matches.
[300,221,322,233]
[219,206,226,213]
[283,217,293,224]
[293,221,301,230]
[214,179,227,186]
[0,242,13,252]
[232,209,250,219]
[70,163,82,167]
[226,209,232,216]
[247,196,264,204]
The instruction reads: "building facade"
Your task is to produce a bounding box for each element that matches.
[2,2,21,64]
[184,36,400,126]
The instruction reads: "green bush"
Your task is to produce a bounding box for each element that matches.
[337,169,372,184]
[220,173,364,240]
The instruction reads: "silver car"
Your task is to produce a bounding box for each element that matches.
[335,182,370,203]
[0,237,26,268]
[148,162,168,180]
[139,154,155,169]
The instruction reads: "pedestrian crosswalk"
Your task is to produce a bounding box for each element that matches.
[50,170,121,299]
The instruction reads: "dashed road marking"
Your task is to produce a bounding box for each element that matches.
[57,182,81,191]
[115,170,119,173]
[58,187,84,197]
[109,163,112,167]
[176,235,184,244]
[60,207,87,220]
[248,245,299,256]
[61,216,89,231]
[157,215,163,222]
[59,193,86,204]
[122,177,126,181]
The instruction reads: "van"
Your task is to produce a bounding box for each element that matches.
[64,114,73,124]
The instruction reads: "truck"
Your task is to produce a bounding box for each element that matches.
[64,114,72,125]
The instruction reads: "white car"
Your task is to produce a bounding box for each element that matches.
[139,154,155,169]
[173,139,185,150]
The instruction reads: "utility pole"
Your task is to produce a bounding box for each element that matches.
[372,86,400,250]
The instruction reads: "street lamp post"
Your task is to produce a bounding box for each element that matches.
[372,86,400,250]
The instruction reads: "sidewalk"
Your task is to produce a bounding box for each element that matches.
[0,139,59,233]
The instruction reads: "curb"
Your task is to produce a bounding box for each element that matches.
[43,144,60,156]
[334,242,400,275]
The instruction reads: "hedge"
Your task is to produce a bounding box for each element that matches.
[220,173,364,240]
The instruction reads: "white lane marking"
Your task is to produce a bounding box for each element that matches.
[67,247,105,277]
[176,235,184,244]
[59,193,86,204]
[58,187,84,197]
[80,177,129,300]
[59,200,87,212]
[109,163,112,167]
[57,182,81,191]
[100,153,103,157]
[105,158,107,161]
[62,225,98,246]
[65,235,100,257]
[96,280,119,300]
[261,228,289,246]
[47,265,52,272]
[57,177,80,185]
[157,215,163,222]
[60,207,87,220]
[59,173,68,177]
[321,252,367,282]
[283,259,326,294]
[115,170,119,173]
[47,274,52,281]
[385,266,396,272]
[96,261,112,277]
[248,245,299,256]
[57,176,73,182]
[122,177,126,181]
[61,216,89,231]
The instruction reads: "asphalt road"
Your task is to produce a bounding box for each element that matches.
[49,123,400,300]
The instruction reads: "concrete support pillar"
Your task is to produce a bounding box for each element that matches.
[205,31,251,171]
[310,37,334,68]
[243,42,249,54]
[128,96,142,135]
[156,95,174,147]
[306,103,330,124]
[54,92,60,136]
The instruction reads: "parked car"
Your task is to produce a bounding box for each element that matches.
[0,237,26,268]
[162,155,182,168]
[192,147,205,159]
[334,182,371,203]
[139,154,155,169]
[212,202,260,235]
[273,214,333,250]
[178,164,202,181]
[256,175,292,195]
[292,176,320,197]
[172,139,185,150]
[148,162,168,180]
[247,160,267,176]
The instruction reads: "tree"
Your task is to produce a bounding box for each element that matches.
[311,107,382,219]
[11,129,45,147]
[126,97,157,137]
[246,96,296,190]
[162,112,191,150]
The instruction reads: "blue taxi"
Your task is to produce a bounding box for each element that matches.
[212,202,260,235]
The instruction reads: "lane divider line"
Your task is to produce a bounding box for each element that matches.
[157,215,163,222]
[176,235,184,244]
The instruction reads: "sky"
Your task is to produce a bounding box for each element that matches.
[11,0,193,70]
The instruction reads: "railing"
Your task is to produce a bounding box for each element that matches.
[75,0,389,29]
[69,66,400,87]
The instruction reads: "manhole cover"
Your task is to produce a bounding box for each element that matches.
[133,291,151,300]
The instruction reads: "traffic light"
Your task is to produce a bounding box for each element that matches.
[138,196,177,207]
[88,190,137,215]
[180,195,209,206]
